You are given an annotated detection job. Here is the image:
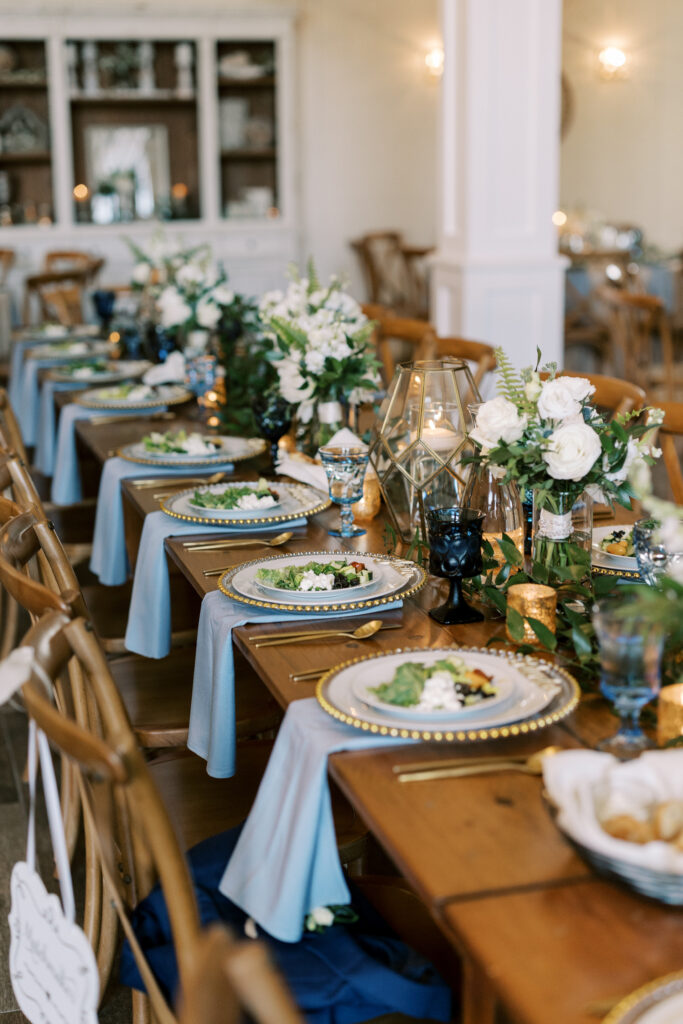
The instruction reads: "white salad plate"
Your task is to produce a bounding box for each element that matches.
[254,555,383,602]
[351,651,518,722]
[219,551,427,614]
[592,525,638,571]
[161,482,331,529]
[117,435,265,467]
[317,647,580,741]
[48,359,151,384]
[604,973,683,1024]
[186,482,282,519]
[76,383,193,409]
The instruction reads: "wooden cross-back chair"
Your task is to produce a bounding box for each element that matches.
[425,336,497,404]
[22,267,94,327]
[0,386,28,462]
[16,609,301,1024]
[596,285,679,400]
[656,401,683,506]
[43,250,104,279]
[539,370,647,420]
[362,303,436,386]
[0,247,15,285]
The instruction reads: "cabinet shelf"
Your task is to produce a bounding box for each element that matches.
[220,148,275,161]
[0,150,51,164]
[218,75,275,90]
[0,78,47,90]
[70,91,196,105]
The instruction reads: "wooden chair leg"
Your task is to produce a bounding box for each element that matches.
[60,756,81,863]
[462,957,497,1024]
[132,989,152,1024]
[97,887,118,1004]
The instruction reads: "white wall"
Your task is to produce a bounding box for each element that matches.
[0,0,439,298]
[561,0,683,251]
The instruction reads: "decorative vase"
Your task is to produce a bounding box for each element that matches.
[463,467,523,577]
[531,488,593,580]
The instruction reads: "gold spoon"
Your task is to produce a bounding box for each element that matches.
[251,619,386,648]
[395,746,562,783]
[154,471,227,499]
[199,532,294,567]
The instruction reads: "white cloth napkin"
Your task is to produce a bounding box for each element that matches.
[276,427,369,492]
[142,351,186,385]
[543,749,683,874]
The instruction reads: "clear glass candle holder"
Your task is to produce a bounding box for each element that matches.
[319,445,370,538]
[592,598,664,759]
[634,518,683,586]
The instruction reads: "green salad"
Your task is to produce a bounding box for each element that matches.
[191,479,277,511]
[255,559,373,592]
[143,429,220,455]
[599,528,634,557]
[370,656,497,710]
[65,359,108,374]
[98,383,153,399]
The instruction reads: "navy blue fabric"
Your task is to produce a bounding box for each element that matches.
[120,826,451,1024]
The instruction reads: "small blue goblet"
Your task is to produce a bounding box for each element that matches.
[426,507,484,625]
[319,446,369,538]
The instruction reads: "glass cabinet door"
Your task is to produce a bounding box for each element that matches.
[67,38,200,224]
[216,40,278,221]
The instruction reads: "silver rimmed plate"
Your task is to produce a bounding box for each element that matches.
[117,435,265,467]
[254,555,384,602]
[317,647,580,741]
[603,973,683,1024]
[76,383,192,409]
[47,359,151,384]
[351,650,518,721]
[218,551,426,613]
[161,482,330,528]
[592,525,638,571]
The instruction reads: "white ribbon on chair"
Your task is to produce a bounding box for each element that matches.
[2,649,99,1024]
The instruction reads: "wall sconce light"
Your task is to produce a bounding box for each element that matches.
[425,47,444,78]
[598,46,628,80]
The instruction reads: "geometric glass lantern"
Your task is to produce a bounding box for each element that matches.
[368,359,481,542]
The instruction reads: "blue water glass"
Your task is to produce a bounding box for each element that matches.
[634,518,683,585]
[592,598,664,758]
[319,446,369,538]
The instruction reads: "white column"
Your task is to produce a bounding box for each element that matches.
[432,0,566,368]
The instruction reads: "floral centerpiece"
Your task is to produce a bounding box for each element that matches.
[155,260,237,354]
[259,261,381,448]
[467,349,661,576]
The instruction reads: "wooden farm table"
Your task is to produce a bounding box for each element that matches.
[114,473,681,1024]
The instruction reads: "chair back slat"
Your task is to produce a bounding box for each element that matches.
[657,401,683,505]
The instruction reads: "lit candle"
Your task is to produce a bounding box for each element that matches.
[506,583,557,645]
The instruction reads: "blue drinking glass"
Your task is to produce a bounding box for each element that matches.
[319,446,369,538]
[592,598,664,758]
[425,507,484,625]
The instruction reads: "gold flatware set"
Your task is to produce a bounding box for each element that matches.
[90,410,176,427]
[249,619,402,648]
[392,746,561,783]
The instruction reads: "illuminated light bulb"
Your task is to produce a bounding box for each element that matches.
[552,210,567,227]
[109,331,121,344]
[425,47,444,77]
[605,263,623,282]
[598,46,627,77]
[171,182,188,200]
[73,183,89,201]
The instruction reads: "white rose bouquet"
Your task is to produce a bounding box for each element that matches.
[260,260,381,433]
[467,348,661,573]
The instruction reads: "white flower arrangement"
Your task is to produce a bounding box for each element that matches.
[260,261,381,425]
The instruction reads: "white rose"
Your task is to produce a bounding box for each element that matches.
[537,379,583,421]
[304,349,326,374]
[157,287,192,328]
[132,261,151,285]
[212,285,235,307]
[176,262,206,289]
[558,376,595,403]
[470,396,527,451]
[196,299,221,329]
[543,421,602,481]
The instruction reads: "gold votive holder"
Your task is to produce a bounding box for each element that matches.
[657,683,683,747]
[352,470,381,522]
[506,583,557,645]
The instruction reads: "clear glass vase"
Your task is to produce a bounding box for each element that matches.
[532,488,593,580]
[463,467,523,577]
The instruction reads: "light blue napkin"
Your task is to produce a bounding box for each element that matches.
[18,356,69,446]
[50,403,166,506]
[8,338,33,409]
[90,457,236,586]
[124,510,307,659]
[188,589,403,778]
[34,379,90,476]
[219,697,412,942]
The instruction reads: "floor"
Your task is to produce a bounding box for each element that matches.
[0,706,131,1024]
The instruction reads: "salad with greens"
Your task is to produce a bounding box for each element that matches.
[370,656,497,712]
[98,383,156,401]
[598,528,634,558]
[191,479,278,512]
[143,429,220,456]
[256,559,373,592]
[64,359,109,377]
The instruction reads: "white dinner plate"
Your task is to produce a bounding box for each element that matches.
[219,551,426,613]
[76,383,192,409]
[48,359,151,384]
[118,435,265,466]
[161,482,330,528]
[254,555,383,602]
[317,647,580,740]
[351,651,517,721]
[186,482,282,518]
[592,525,638,571]
[605,973,683,1024]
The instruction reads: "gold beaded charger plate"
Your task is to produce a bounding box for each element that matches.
[218,551,426,612]
[603,972,683,1024]
[117,436,265,467]
[47,359,151,384]
[317,647,580,741]
[162,483,330,528]
[75,383,192,409]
